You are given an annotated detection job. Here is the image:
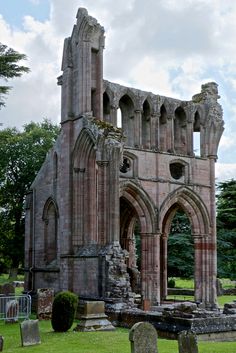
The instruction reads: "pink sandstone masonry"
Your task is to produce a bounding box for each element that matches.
[24,8,224,310]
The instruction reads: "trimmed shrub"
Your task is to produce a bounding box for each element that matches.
[168,278,176,288]
[51,291,78,332]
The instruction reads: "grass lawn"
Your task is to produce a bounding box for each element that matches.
[0,320,236,353]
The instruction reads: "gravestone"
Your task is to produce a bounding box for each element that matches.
[20,319,41,346]
[129,322,158,353]
[0,336,3,352]
[75,301,115,331]
[178,330,198,353]
[0,283,15,295]
[5,299,19,323]
[37,288,54,320]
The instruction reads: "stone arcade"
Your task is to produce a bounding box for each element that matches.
[24,8,224,310]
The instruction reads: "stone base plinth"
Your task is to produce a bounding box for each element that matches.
[75,301,115,332]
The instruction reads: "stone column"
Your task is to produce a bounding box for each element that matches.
[97,161,109,245]
[141,233,160,309]
[134,110,142,148]
[160,234,168,300]
[110,105,118,126]
[151,113,159,149]
[167,115,174,152]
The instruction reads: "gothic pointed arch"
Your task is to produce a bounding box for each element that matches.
[159,186,211,237]
[72,128,97,247]
[120,180,157,234]
[42,197,59,264]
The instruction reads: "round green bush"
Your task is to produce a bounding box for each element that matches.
[51,291,78,332]
[168,278,176,288]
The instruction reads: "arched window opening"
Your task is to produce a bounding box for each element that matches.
[142,99,151,149]
[193,111,201,156]
[43,201,58,265]
[117,108,122,128]
[167,209,194,295]
[174,107,187,155]
[103,92,111,122]
[120,197,141,294]
[159,105,168,151]
[119,94,135,146]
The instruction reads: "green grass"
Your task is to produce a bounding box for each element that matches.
[0,320,236,353]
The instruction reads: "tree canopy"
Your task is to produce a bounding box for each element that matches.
[0,43,30,107]
[216,179,236,279]
[0,120,60,275]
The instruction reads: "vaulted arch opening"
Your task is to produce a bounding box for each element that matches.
[159,187,215,307]
[42,198,59,265]
[119,94,135,146]
[142,99,151,149]
[193,111,201,156]
[174,107,187,155]
[159,104,168,151]
[103,91,111,122]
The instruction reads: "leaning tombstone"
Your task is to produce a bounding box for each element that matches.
[1,283,15,296]
[0,336,3,352]
[20,320,41,347]
[37,288,54,320]
[129,322,158,353]
[178,330,198,353]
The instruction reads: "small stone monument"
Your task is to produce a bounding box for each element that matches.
[0,336,3,352]
[37,288,54,320]
[75,301,115,331]
[178,330,198,353]
[20,319,41,346]
[129,322,158,353]
[0,283,15,295]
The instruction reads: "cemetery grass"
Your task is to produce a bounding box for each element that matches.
[0,320,236,353]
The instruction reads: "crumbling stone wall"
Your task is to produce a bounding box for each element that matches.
[25,8,224,310]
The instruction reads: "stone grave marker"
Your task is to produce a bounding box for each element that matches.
[178,330,198,353]
[129,322,158,353]
[0,283,15,295]
[20,319,41,347]
[37,288,54,320]
[75,301,115,331]
[0,336,3,352]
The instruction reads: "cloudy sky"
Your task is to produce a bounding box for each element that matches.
[0,0,236,182]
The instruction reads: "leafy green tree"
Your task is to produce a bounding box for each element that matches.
[216,179,236,280]
[0,120,60,277]
[168,210,194,278]
[0,43,30,107]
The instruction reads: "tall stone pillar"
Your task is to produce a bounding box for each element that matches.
[134,110,142,148]
[110,105,118,126]
[141,233,160,309]
[160,234,168,300]
[150,113,159,149]
[97,161,109,245]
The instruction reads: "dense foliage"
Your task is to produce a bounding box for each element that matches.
[0,120,60,275]
[51,291,78,332]
[0,43,30,107]
[167,210,194,278]
[216,179,236,279]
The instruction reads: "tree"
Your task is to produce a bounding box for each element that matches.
[168,210,194,278]
[0,120,60,277]
[216,179,236,280]
[0,43,30,107]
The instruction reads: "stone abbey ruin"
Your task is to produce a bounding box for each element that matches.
[25,8,225,311]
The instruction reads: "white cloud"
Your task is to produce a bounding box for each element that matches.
[216,163,236,182]
[0,0,235,179]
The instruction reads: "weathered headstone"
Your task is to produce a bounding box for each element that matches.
[20,319,41,346]
[75,301,115,331]
[129,322,158,353]
[178,330,198,353]
[0,336,3,352]
[37,288,54,320]
[5,299,19,323]
[0,283,15,296]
